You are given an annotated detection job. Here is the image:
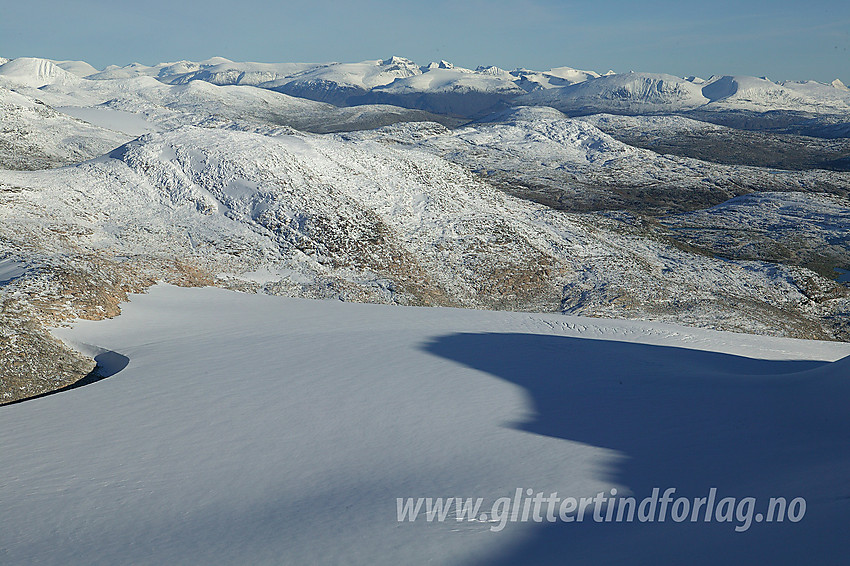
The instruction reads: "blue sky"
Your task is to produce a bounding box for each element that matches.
[1,0,847,83]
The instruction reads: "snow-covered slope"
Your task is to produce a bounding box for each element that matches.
[2,53,849,406]
[277,56,422,89]
[162,59,322,87]
[1,284,848,564]
[1,64,455,137]
[580,113,850,171]
[541,65,602,85]
[47,56,850,130]
[50,59,99,78]
[519,72,710,114]
[513,72,850,131]
[2,124,846,350]
[0,85,130,169]
[362,63,526,116]
[84,56,597,118]
[780,79,850,108]
[0,57,82,88]
[245,57,421,106]
[357,107,850,213]
[662,191,850,279]
[85,57,271,81]
[699,75,850,112]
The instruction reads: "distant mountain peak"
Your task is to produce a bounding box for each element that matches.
[381,55,416,66]
[203,56,233,65]
[0,57,82,87]
[475,65,508,76]
[424,60,455,70]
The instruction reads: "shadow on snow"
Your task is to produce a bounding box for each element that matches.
[423,332,850,565]
[3,349,129,406]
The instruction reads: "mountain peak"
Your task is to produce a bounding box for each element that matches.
[475,65,508,76]
[423,60,455,70]
[0,57,82,87]
[381,55,416,67]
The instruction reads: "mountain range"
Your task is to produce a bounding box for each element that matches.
[0,54,848,403]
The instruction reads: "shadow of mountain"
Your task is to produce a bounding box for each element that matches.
[3,349,129,406]
[423,333,850,565]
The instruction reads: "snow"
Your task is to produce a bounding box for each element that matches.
[55,106,157,136]
[168,61,326,87]
[4,95,846,335]
[661,191,850,274]
[520,72,710,114]
[0,84,132,169]
[514,71,850,117]
[375,67,523,95]
[51,59,99,78]
[542,65,601,85]
[2,50,850,561]
[702,75,804,109]
[779,79,850,108]
[0,284,848,564]
[0,258,25,283]
[6,55,846,124]
[0,57,82,88]
[579,112,726,134]
[85,57,260,82]
[0,68,446,138]
[278,57,422,91]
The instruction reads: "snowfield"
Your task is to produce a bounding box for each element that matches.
[1,285,849,564]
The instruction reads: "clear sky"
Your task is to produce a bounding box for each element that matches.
[1,0,847,83]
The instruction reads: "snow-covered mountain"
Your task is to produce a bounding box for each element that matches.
[83,56,299,82]
[160,59,322,87]
[0,57,83,88]
[59,56,602,116]
[702,75,816,112]
[360,64,526,116]
[263,56,423,105]
[519,72,711,114]
[1,51,849,565]
[3,119,848,401]
[12,55,847,125]
[521,72,850,117]
[1,53,848,405]
[579,113,850,171]
[50,59,99,77]
[0,85,129,169]
[662,191,850,279]
[355,107,850,213]
[0,59,456,137]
